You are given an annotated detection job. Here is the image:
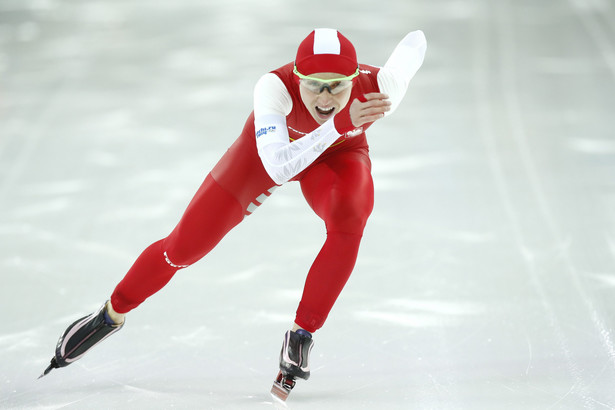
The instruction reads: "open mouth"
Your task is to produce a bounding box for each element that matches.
[315,106,335,119]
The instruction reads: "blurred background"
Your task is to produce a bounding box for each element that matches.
[1,0,614,408]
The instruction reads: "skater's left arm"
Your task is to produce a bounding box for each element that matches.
[253,74,346,185]
[377,30,427,115]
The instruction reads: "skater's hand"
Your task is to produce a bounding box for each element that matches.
[333,92,391,134]
[349,93,391,127]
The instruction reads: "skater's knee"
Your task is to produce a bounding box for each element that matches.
[163,250,193,269]
[154,235,189,268]
[161,237,200,268]
[325,205,372,235]
[161,228,212,268]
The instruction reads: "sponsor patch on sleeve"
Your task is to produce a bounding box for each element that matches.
[256,126,277,138]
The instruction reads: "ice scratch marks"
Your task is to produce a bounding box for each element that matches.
[171,326,215,347]
[475,2,587,404]
[549,383,577,409]
[548,380,615,410]
[0,72,73,206]
[505,0,615,378]
[524,333,533,376]
[499,2,595,402]
[29,398,100,409]
[585,395,615,410]
[474,0,614,404]
[122,384,167,397]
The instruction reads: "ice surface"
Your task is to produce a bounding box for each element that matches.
[1,0,615,409]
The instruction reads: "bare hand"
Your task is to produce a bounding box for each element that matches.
[349,93,391,127]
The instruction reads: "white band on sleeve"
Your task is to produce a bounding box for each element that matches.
[255,114,341,185]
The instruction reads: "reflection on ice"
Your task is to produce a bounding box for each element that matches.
[372,153,462,175]
[355,299,483,327]
[568,137,615,154]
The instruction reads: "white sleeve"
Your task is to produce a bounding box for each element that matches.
[377,30,427,116]
[253,74,343,185]
[253,73,293,117]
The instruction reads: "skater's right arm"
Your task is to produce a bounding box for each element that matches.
[253,74,344,185]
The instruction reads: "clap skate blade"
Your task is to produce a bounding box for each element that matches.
[271,370,296,402]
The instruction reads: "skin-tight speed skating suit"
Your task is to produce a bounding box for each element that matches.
[110,31,427,333]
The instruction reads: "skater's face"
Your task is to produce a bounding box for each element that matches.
[298,72,353,125]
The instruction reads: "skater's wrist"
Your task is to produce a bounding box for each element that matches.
[333,107,355,135]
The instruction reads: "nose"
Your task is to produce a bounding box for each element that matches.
[317,84,334,94]
[316,91,333,105]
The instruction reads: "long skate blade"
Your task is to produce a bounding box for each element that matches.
[271,381,291,402]
[38,358,58,379]
[271,370,296,402]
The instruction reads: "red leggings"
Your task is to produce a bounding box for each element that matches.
[110,123,374,333]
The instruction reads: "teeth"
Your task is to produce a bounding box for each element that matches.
[317,106,334,114]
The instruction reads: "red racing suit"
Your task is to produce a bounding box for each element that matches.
[110,31,427,332]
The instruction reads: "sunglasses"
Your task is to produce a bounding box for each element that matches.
[293,66,360,95]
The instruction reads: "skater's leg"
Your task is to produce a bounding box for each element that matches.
[110,174,244,313]
[295,150,374,333]
[42,173,244,377]
[110,119,277,313]
[43,117,278,376]
[273,151,372,390]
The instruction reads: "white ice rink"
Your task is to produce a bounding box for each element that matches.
[2,0,615,409]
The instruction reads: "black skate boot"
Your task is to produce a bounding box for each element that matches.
[271,329,314,401]
[39,302,124,379]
